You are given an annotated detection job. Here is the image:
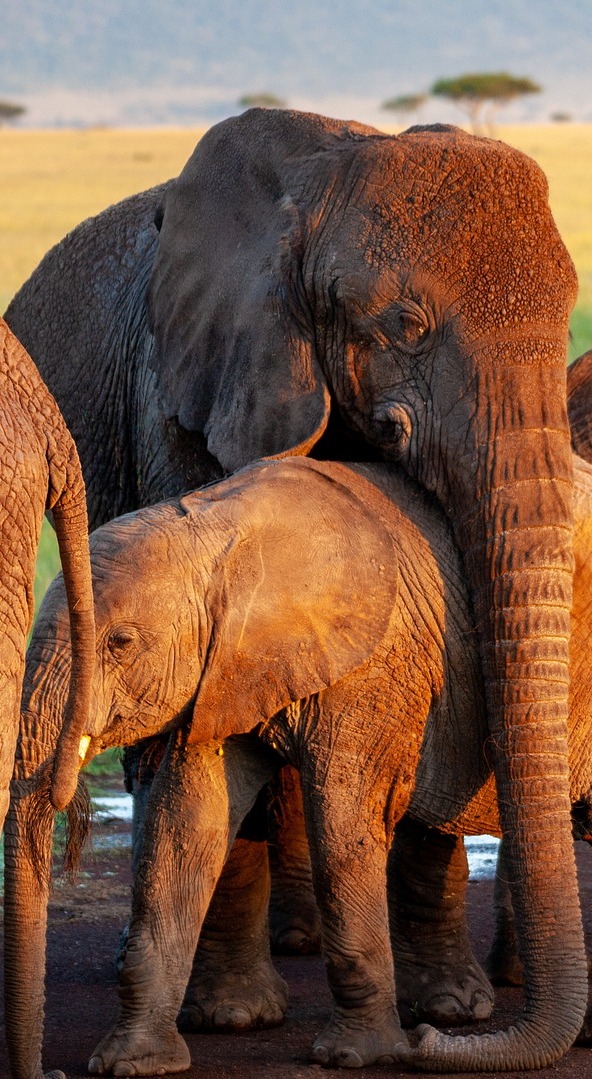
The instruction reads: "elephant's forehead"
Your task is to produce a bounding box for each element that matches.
[329,138,577,322]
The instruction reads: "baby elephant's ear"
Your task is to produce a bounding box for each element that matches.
[188,460,398,743]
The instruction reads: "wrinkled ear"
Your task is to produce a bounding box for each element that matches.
[187,459,397,742]
[147,109,377,472]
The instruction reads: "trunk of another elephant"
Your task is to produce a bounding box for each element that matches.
[49,486,95,812]
[4,624,82,1079]
[4,707,59,1079]
[414,361,588,1070]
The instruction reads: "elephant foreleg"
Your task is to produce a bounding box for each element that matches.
[88,733,276,1078]
[179,794,288,1033]
[389,816,494,1026]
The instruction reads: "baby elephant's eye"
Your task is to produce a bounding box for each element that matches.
[107,626,138,656]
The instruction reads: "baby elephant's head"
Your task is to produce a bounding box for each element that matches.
[25,499,206,770]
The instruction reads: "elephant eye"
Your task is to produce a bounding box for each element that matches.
[107,626,138,656]
[395,306,429,348]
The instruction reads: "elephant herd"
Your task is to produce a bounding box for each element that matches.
[1,108,592,1075]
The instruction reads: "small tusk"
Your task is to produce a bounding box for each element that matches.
[79,734,91,761]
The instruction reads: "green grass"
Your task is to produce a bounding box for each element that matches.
[569,305,592,364]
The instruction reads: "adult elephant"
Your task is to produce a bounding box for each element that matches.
[0,317,94,829]
[6,110,586,1069]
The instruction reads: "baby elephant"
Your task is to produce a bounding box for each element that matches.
[8,456,592,1075]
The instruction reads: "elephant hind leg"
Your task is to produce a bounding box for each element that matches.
[179,830,288,1033]
[483,836,524,987]
[390,816,494,1026]
[268,766,321,955]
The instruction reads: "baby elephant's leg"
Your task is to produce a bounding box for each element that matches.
[390,816,494,1026]
[179,791,288,1033]
[88,733,276,1077]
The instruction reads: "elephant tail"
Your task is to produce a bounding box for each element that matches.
[25,761,92,883]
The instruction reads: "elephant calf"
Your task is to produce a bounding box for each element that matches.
[8,455,592,1075]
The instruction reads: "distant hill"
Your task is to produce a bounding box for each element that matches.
[2,0,592,128]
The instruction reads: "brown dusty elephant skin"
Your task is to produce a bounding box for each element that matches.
[0,317,95,1079]
[9,454,592,1075]
[5,110,585,1070]
[0,318,94,816]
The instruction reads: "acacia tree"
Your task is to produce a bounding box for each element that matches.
[0,101,25,126]
[238,92,286,109]
[381,93,427,124]
[431,73,541,135]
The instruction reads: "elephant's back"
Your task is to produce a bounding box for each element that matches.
[4,182,172,388]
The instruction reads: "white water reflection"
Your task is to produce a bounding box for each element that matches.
[90,794,500,879]
[464,835,500,881]
[92,794,133,823]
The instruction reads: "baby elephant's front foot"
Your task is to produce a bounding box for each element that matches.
[178,959,288,1032]
[311,1012,409,1068]
[88,1026,190,1076]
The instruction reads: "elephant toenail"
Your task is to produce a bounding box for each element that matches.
[472,992,493,1020]
[336,1048,364,1067]
[311,1043,330,1064]
[213,1003,251,1030]
[88,1058,105,1075]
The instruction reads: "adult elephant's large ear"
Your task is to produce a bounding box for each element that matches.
[147,109,377,472]
[187,458,397,742]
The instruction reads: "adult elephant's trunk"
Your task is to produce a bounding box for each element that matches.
[48,458,95,812]
[410,359,588,1069]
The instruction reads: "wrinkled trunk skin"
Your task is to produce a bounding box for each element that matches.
[4,617,73,1079]
[49,476,95,812]
[412,361,588,1069]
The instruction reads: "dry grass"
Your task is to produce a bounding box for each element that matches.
[0,127,205,313]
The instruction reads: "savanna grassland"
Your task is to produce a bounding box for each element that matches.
[0,122,591,603]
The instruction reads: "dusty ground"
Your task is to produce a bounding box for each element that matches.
[0,787,591,1079]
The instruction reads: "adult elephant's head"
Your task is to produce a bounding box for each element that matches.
[148,110,586,1069]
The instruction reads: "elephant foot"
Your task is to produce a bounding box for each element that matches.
[310,1010,409,1068]
[395,949,494,1027]
[268,884,322,955]
[178,957,288,1032]
[88,1025,190,1076]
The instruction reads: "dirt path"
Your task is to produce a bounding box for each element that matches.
[0,800,591,1079]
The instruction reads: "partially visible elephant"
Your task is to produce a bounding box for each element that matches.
[8,454,592,1075]
[6,110,585,1066]
[0,317,94,825]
